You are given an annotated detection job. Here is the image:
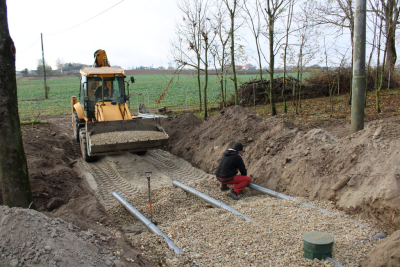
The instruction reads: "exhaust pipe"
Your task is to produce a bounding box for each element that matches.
[112,191,184,255]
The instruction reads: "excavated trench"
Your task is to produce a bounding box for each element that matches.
[82,149,384,267]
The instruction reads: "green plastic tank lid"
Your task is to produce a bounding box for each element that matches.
[302,231,334,245]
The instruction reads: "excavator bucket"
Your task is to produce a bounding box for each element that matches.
[85,118,169,156]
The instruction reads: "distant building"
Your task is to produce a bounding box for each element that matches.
[62,63,88,74]
[243,64,256,70]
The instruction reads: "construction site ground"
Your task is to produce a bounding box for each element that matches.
[1,105,400,267]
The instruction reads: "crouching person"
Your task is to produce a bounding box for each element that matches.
[215,142,251,200]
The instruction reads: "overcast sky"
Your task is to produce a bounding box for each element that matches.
[7,0,180,71]
[7,0,366,72]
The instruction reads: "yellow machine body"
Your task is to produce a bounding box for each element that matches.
[71,50,169,162]
[94,102,132,121]
[93,49,110,67]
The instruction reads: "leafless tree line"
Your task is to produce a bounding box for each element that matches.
[170,0,399,119]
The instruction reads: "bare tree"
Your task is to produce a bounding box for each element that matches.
[242,1,263,78]
[172,0,217,118]
[280,0,296,113]
[211,1,231,108]
[259,0,290,116]
[55,58,64,72]
[369,0,399,85]
[242,0,271,105]
[291,0,320,114]
[314,0,355,105]
[365,4,379,107]
[172,0,209,112]
[222,0,241,105]
[374,15,388,113]
[0,0,36,209]
[200,12,218,119]
[322,38,338,111]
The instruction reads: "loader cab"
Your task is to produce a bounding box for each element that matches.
[79,67,127,119]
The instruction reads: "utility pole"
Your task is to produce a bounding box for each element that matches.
[41,33,48,99]
[350,0,366,134]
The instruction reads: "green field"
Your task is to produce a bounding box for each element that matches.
[17,72,305,118]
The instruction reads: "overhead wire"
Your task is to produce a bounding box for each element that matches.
[17,0,125,54]
[17,38,40,53]
[45,0,125,36]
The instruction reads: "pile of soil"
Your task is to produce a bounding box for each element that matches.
[0,117,152,267]
[161,105,400,266]
[0,205,131,267]
[1,105,400,266]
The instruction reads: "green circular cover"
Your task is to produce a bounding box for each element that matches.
[302,231,334,245]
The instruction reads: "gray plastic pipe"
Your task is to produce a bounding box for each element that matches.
[112,192,184,255]
[172,180,271,232]
[247,183,369,230]
[325,257,344,267]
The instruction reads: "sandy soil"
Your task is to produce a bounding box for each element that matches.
[0,106,399,266]
[0,116,153,267]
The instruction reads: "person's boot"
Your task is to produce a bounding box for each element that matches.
[227,189,240,200]
[220,183,229,191]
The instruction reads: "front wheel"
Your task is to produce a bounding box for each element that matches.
[79,129,97,162]
[73,112,83,142]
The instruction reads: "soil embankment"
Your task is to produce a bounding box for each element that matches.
[161,105,400,265]
[0,116,153,267]
[1,106,400,266]
[162,106,400,232]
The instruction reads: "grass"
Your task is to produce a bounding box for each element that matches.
[244,88,400,130]
[17,72,302,119]
[20,118,46,125]
[17,74,400,129]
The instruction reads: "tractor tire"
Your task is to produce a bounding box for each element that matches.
[79,129,97,162]
[73,112,83,142]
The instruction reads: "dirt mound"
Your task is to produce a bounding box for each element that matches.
[162,105,297,176]
[164,106,400,231]
[0,206,116,266]
[360,229,400,267]
[0,117,152,267]
[161,106,400,263]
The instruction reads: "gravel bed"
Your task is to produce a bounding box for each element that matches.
[91,130,168,145]
[109,178,382,266]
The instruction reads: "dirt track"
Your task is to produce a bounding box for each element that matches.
[1,107,400,266]
[80,150,207,209]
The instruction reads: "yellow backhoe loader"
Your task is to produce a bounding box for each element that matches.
[71,50,169,162]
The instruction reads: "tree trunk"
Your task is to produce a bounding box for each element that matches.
[197,57,202,112]
[203,43,209,119]
[219,72,225,108]
[220,44,227,108]
[229,11,238,105]
[0,0,36,209]
[282,41,288,113]
[268,15,277,116]
[386,32,396,73]
[384,0,399,74]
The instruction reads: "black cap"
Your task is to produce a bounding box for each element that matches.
[233,142,243,151]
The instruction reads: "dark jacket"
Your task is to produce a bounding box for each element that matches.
[215,149,247,182]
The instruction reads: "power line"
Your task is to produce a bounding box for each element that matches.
[46,0,125,36]
[18,38,40,53]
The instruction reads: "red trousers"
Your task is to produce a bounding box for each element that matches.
[219,175,251,194]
